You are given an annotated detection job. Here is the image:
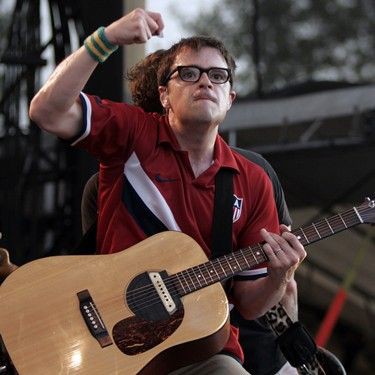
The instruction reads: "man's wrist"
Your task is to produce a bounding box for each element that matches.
[84,27,119,63]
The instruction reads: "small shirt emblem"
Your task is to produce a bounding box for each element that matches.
[233,194,243,223]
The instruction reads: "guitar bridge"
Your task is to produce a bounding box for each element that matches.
[77,289,113,348]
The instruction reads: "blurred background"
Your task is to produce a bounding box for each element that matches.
[0,0,374,373]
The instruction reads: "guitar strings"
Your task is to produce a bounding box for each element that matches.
[124,250,262,313]
[115,207,363,312]
[109,206,365,313]
[118,213,362,313]
[126,205,362,303]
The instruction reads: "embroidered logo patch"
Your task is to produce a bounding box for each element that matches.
[233,194,243,223]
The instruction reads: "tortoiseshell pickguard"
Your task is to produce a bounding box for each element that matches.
[112,308,184,355]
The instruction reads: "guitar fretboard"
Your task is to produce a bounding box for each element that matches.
[174,205,365,297]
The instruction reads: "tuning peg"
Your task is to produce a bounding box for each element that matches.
[365,197,375,208]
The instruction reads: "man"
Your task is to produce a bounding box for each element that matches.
[128,51,299,374]
[78,49,298,374]
[30,8,306,374]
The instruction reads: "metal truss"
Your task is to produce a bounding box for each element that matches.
[0,0,87,264]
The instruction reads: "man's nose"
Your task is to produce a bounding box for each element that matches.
[198,72,213,87]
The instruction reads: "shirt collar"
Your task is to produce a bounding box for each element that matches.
[213,136,240,174]
[157,115,181,151]
[157,114,240,174]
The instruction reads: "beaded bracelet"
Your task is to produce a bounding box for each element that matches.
[84,27,118,63]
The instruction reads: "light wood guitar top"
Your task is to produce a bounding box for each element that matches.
[0,232,229,374]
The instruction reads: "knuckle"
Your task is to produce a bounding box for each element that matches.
[133,8,145,16]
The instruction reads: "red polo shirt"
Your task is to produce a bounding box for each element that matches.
[73,92,280,363]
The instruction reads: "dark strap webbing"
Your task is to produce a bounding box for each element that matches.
[74,169,235,258]
[211,168,234,258]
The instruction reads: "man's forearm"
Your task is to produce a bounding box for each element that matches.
[232,276,288,320]
[29,47,98,138]
[29,9,164,139]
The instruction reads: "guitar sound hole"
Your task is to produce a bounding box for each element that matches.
[126,271,181,321]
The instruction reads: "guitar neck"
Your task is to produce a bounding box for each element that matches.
[175,205,364,296]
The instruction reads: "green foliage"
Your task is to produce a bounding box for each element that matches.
[175,0,375,96]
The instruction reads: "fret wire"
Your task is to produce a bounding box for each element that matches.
[353,206,364,223]
[312,226,330,238]
[179,270,190,293]
[324,217,336,234]
[305,223,328,242]
[315,219,333,237]
[340,216,355,228]
[299,227,310,243]
[295,208,358,245]
[230,254,242,273]
[187,207,367,295]
[187,265,199,288]
[198,263,210,285]
[193,264,207,286]
[306,226,325,241]
[210,260,221,280]
[176,274,187,295]
[191,266,203,288]
[248,244,267,264]
[221,256,232,277]
[256,244,269,264]
[342,209,360,224]
[326,214,344,226]
[255,244,267,263]
[302,227,317,242]
[356,206,368,222]
[175,206,367,297]
[203,263,215,283]
[216,257,227,277]
[324,214,349,231]
[185,267,196,290]
[293,228,304,244]
[338,213,348,228]
[298,223,329,243]
[323,213,350,230]
[312,223,322,238]
[211,258,226,279]
[248,246,259,264]
[182,269,193,292]
[225,254,235,274]
[239,249,251,268]
[236,251,249,270]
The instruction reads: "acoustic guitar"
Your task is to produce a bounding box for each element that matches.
[0,247,18,284]
[0,198,374,374]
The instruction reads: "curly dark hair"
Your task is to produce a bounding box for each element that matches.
[126,49,166,114]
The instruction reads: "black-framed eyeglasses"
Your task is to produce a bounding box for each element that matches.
[163,65,232,85]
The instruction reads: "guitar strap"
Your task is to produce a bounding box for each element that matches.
[211,168,235,257]
[210,168,321,373]
[75,168,235,257]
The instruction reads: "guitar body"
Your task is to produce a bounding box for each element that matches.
[0,232,229,374]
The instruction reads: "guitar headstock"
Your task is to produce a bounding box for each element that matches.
[357,197,375,224]
[0,233,19,283]
[0,248,18,283]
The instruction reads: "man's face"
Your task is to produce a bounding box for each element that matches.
[159,47,236,127]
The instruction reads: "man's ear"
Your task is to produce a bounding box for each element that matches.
[227,89,237,111]
[158,86,170,109]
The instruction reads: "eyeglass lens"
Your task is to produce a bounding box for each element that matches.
[179,67,229,84]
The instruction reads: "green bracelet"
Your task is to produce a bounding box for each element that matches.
[84,27,118,63]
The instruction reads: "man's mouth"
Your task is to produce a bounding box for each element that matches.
[193,94,216,102]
